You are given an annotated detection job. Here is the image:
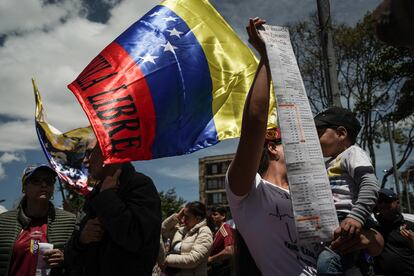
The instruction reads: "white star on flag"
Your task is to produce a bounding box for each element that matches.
[162,42,178,53]
[166,28,183,38]
[163,16,178,22]
[139,53,158,64]
[149,11,162,17]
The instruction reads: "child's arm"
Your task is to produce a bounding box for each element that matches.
[348,168,379,224]
[342,147,379,236]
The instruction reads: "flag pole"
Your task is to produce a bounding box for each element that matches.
[58,178,66,201]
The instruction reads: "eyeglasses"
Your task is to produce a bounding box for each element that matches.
[28,177,56,186]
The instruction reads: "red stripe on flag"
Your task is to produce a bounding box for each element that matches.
[68,42,156,163]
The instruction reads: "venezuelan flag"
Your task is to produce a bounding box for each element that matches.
[33,79,94,194]
[68,0,275,164]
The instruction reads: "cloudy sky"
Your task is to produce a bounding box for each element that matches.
[0,0,386,209]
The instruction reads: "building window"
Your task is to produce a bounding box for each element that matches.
[207,179,218,190]
[211,164,218,174]
[207,192,228,205]
[207,163,222,175]
[206,177,225,190]
[222,161,230,174]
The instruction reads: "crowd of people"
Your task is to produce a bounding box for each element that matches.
[0,160,412,276]
[0,0,413,275]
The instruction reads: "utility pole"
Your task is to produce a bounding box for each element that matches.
[387,120,401,197]
[317,0,342,107]
[373,110,401,195]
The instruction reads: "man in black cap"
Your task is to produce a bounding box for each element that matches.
[374,188,414,276]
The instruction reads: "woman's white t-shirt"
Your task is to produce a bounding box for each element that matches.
[226,173,319,276]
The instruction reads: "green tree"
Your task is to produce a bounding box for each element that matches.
[159,188,186,220]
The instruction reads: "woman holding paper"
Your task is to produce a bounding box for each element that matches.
[0,164,76,276]
[225,18,384,275]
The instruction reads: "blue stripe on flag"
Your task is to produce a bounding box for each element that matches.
[115,5,217,158]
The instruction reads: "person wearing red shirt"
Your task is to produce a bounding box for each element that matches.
[0,164,76,276]
[208,206,234,276]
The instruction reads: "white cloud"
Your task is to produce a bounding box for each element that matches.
[0,152,26,179]
[156,163,199,181]
[0,0,158,150]
[105,0,158,35]
[0,152,25,163]
[0,120,38,151]
[0,0,83,34]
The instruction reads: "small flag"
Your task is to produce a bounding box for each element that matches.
[33,79,94,195]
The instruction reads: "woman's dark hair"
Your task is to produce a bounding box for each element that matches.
[233,229,261,276]
[258,147,270,176]
[185,201,207,219]
[210,205,227,216]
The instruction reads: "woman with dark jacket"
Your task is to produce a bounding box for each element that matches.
[0,164,76,276]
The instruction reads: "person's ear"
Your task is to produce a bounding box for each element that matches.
[267,142,277,154]
[336,126,348,140]
[267,142,280,161]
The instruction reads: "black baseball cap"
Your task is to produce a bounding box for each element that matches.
[314,107,361,138]
[378,188,399,201]
[21,164,57,185]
